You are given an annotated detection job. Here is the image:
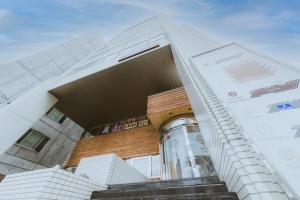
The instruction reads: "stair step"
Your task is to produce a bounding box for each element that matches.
[108,180,224,191]
[91,192,238,200]
[92,183,228,199]
[108,176,220,191]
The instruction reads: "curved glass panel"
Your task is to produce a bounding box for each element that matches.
[160,116,216,180]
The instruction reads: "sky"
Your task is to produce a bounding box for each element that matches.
[0,0,300,67]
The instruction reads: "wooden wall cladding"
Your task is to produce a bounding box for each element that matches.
[0,174,5,182]
[65,125,159,167]
[147,87,193,130]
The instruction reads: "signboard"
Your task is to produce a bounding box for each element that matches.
[191,44,300,198]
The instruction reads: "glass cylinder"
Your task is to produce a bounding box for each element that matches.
[160,115,216,180]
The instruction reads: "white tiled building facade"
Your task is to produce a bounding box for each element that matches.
[0,17,299,200]
[0,166,103,200]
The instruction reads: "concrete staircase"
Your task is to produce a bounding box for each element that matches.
[91,176,239,200]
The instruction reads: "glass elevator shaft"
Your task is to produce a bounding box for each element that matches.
[160,115,216,180]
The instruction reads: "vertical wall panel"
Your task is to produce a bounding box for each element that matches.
[162,18,290,200]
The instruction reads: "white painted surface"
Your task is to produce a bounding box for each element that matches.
[75,154,148,186]
[0,166,103,200]
[192,44,300,199]
[75,154,114,185]
[0,16,294,200]
[50,17,169,90]
[0,17,168,157]
[163,18,291,199]
[126,156,151,177]
[0,32,105,102]
[109,155,149,184]
[0,82,57,155]
[126,155,160,178]
[0,33,105,156]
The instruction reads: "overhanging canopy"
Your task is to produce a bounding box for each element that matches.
[49,45,182,129]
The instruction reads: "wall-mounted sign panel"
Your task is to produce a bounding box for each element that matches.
[191,44,300,198]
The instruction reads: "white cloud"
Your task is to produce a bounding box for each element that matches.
[0,9,10,20]
[1,1,299,67]
[0,9,20,29]
[99,0,184,16]
[55,0,206,18]
[0,34,17,44]
[38,31,80,38]
[222,9,294,30]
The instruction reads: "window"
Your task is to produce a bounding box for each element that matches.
[16,129,49,152]
[126,155,160,178]
[151,155,160,177]
[47,107,66,123]
[132,157,151,177]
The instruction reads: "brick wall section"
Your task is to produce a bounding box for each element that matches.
[66,125,159,167]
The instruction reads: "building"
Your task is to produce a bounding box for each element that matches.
[0,33,104,174]
[0,16,298,200]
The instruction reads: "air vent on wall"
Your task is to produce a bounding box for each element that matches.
[118,44,160,62]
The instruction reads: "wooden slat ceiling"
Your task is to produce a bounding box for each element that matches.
[147,87,193,130]
[50,45,182,129]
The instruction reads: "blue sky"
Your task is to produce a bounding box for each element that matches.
[0,0,300,66]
